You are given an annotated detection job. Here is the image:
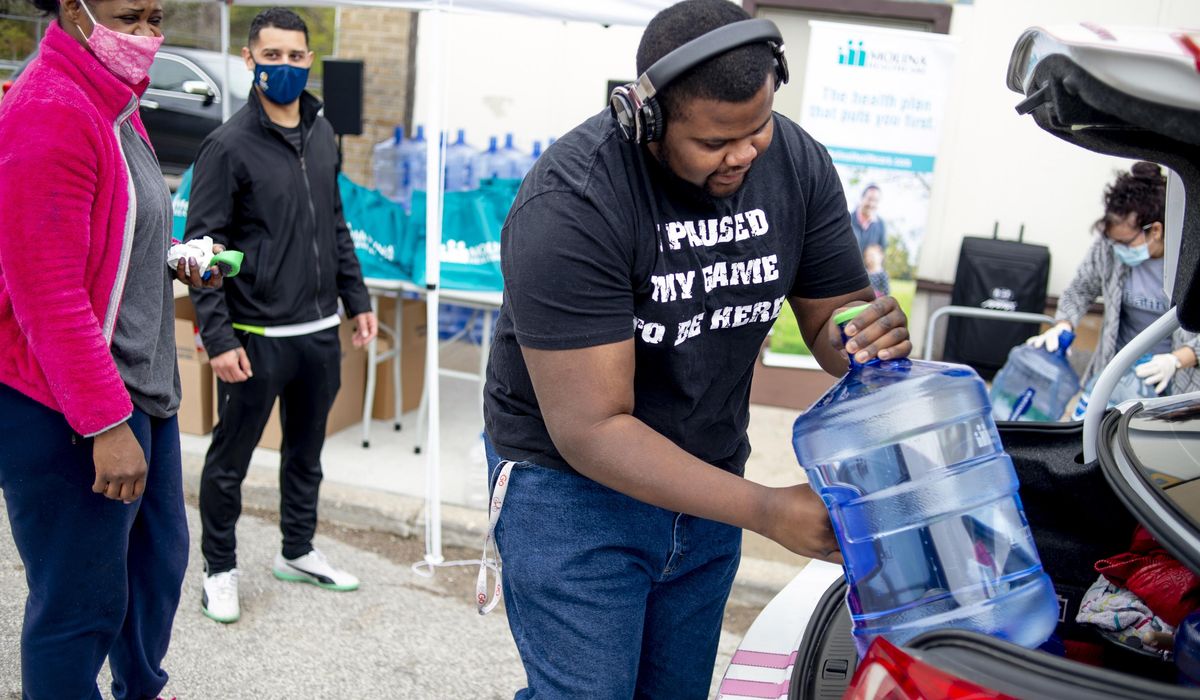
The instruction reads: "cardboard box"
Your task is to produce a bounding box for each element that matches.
[174,295,214,435]
[255,321,368,451]
[174,296,205,361]
[372,297,427,419]
[178,357,214,435]
[176,320,202,362]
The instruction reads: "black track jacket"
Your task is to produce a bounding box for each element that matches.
[184,89,371,358]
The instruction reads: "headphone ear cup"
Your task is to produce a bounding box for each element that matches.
[609,87,640,143]
[641,99,663,143]
[773,45,790,90]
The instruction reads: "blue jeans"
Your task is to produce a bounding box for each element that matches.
[485,438,742,699]
[0,384,189,700]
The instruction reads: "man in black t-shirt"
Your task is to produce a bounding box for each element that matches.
[482,1,911,696]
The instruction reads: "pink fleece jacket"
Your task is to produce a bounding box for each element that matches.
[0,22,155,437]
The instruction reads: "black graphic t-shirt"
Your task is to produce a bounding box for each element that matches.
[484,110,868,475]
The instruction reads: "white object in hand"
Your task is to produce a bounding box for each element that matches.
[1025,322,1072,353]
[1134,353,1181,395]
[168,236,215,272]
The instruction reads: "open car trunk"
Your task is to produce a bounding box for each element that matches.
[790,416,1200,699]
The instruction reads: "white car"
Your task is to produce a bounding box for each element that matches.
[720,24,1200,700]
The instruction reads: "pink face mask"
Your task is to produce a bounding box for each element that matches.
[75,0,163,85]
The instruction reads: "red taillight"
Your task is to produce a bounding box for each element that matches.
[845,637,1017,700]
[1,81,12,95]
[1175,32,1200,73]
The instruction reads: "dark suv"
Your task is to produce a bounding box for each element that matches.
[3,46,251,175]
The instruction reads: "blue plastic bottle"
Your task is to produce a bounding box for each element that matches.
[1070,352,1157,420]
[1112,353,1159,403]
[444,129,477,192]
[1176,611,1200,685]
[398,125,427,202]
[371,125,403,201]
[990,330,1080,422]
[472,136,507,181]
[499,132,533,179]
[792,305,1059,656]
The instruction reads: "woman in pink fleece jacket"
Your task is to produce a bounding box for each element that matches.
[0,0,221,697]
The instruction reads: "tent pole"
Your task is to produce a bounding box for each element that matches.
[423,3,446,566]
[220,0,232,123]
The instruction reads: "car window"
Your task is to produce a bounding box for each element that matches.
[149,55,205,93]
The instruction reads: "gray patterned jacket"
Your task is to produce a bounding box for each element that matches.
[1055,235,1199,394]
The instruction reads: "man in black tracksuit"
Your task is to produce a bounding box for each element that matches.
[184,8,377,624]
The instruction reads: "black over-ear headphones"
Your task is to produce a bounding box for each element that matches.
[609,18,789,144]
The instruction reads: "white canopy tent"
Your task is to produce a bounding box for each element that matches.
[225,0,674,25]
[202,0,673,565]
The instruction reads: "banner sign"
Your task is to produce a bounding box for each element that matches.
[766,21,957,366]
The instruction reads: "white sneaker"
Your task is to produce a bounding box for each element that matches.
[272,548,360,591]
[202,569,240,623]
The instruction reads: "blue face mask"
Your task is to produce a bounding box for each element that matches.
[254,62,309,105]
[1113,241,1151,267]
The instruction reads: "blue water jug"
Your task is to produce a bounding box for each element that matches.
[473,136,508,181]
[1070,353,1157,420]
[990,330,1080,422]
[398,125,427,205]
[792,305,1059,656]
[444,129,477,192]
[1114,353,1159,403]
[1176,611,1200,685]
[371,126,403,202]
[499,133,534,179]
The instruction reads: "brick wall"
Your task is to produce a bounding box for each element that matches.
[332,8,418,186]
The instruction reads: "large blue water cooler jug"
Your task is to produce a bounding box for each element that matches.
[792,305,1059,656]
[990,330,1080,422]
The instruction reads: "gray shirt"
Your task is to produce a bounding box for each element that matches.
[278,123,303,152]
[1117,256,1172,355]
[1056,235,1198,394]
[110,118,182,418]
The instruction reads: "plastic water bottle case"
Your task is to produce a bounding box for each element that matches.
[792,304,1059,655]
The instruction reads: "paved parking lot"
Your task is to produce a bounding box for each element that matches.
[0,497,747,699]
[0,499,530,699]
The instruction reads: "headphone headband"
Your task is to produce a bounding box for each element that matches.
[610,18,788,144]
[641,18,784,102]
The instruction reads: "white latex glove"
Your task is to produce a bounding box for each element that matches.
[1135,353,1181,395]
[1026,322,1072,353]
[167,236,215,272]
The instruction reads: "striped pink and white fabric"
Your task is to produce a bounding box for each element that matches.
[718,649,798,699]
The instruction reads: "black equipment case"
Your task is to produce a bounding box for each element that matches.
[942,223,1051,380]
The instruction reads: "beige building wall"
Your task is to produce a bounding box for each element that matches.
[333,8,418,186]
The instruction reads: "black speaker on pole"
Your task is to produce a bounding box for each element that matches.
[322,58,364,136]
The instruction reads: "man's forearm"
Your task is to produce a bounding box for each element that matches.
[553,414,771,534]
[189,287,239,357]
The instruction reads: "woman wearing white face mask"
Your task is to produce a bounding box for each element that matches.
[0,0,222,697]
[1027,162,1199,403]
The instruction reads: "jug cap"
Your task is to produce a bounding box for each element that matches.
[833,304,871,327]
[1057,329,1075,354]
